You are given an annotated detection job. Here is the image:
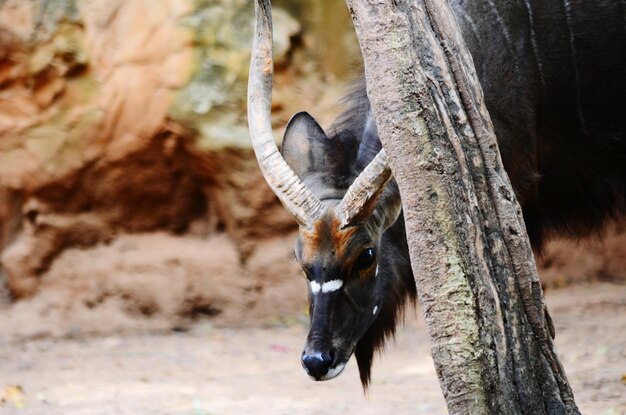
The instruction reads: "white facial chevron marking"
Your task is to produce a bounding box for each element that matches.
[321,279,343,293]
[310,279,343,294]
[310,281,321,294]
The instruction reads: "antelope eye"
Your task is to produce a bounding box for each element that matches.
[355,247,375,271]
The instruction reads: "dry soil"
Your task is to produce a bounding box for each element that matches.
[0,283,624,415]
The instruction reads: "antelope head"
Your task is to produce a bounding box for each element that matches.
[248,0,415,386]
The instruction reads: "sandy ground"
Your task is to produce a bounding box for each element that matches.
[0,282,624,415]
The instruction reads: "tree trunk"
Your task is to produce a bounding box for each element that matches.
[346,1,580,414]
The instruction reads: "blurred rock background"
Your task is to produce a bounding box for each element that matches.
[0,0,623,339]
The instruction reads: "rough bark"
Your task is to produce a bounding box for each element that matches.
[346,1,580,414]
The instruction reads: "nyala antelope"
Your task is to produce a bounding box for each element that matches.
[248,0,626,387]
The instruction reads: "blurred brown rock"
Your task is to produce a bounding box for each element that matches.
[0,0,303,301]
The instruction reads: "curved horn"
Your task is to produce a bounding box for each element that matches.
[247,0,325,228]
[336,149,393,228]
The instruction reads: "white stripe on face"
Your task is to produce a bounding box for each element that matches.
[372,305,379,315]
[321,279,343,293]
[310,281,321,294]
[309,279,344,294]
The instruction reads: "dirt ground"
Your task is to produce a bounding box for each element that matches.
[0,282,624,415]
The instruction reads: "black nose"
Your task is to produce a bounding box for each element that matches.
[302,351,334,380]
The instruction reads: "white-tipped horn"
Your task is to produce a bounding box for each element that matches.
[247,0,325,228]
[336,149,393,228]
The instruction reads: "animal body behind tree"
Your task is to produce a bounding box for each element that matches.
[248,0,625,387]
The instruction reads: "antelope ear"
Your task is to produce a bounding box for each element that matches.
[346,178,402,231]
[377,180,402,230]
[281,112,333,180]
[361,113,402,230]
[351,113,401,231]
[356,112,382,167]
